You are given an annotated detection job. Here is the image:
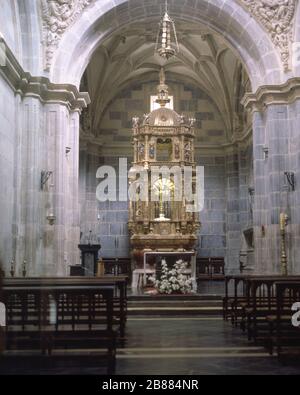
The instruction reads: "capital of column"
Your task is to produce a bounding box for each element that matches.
[242,78,300,113]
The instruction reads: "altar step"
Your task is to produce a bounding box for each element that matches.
[127,295,223,316]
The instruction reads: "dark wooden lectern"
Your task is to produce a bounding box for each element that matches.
[71,244,101,276]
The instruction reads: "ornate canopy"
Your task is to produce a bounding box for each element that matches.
[129,69,200,266]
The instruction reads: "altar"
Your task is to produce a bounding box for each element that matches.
[132,251,197,291]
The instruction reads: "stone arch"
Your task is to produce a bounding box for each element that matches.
[16,0,43,74]
[50,0,283,92]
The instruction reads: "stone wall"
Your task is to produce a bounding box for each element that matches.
[252,103,300,275]
[196,155,227,259]
[98,80,226,147]
[225,142,253,273]
[79,152,131,258]
[287,100,300,274]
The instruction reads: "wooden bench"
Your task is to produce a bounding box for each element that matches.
[224,275,299,326]
[223,275,249,323]
[266,281,300,357]
[3,276,128,339]
[223,275,300,358]
[0,283,117,374]
[241,277,300,344]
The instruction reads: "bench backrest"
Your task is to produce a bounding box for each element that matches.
[1,285,115,333]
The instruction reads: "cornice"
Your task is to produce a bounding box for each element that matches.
[242,78,300,112]
[0,38,90,111]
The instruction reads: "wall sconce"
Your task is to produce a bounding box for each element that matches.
[262,147,269,160]
[248,187,255,196]
[261,225,266,237]
[66,147,71,157]
[284,172,295,191]
[41,171,53,190]
[47,213,56,226]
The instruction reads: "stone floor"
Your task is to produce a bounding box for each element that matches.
[2,283,300,375]
[4,316,300,376]
[197,280,226,296]
[114,317,300,375]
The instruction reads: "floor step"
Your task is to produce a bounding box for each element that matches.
[127,293,224,316]
[128,305,223,316]
[128,294,223,302]
[128,300,222,308]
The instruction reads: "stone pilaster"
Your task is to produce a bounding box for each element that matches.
[43,105,83,276]
[14,97,44,276]
[0,38,90,276]
[243,79,300,275]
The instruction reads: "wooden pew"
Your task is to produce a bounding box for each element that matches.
[266,281,300,357]
[223,275,300,356]
[223,275,249,324]
[0,283,117,374]
[223,275,300,332]
[243,277,300,345]
[3,276,128,339]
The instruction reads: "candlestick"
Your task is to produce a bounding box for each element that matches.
[280,213,288,276]
[22,260,27,278]
[280,213,287,231]
[10,259,15,277]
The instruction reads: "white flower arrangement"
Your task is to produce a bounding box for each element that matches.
[149,259,193,295]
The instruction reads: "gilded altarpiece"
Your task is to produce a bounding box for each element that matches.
[128,70,200,268]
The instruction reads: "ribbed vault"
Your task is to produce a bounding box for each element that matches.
[82,19,251,144]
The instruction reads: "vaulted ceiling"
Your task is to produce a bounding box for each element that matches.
[82,19,251,143]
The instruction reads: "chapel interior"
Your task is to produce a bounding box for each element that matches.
[0,0,300,376]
